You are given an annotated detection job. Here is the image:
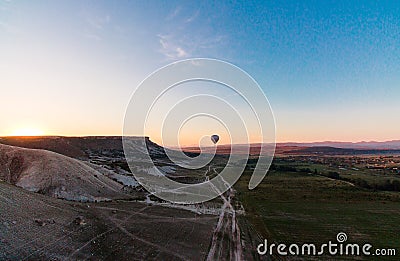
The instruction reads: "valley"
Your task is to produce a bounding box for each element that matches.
[1,136,399,260]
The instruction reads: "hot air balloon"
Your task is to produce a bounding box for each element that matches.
[211,134,219,145]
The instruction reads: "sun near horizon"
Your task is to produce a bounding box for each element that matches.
[9,128,45,137]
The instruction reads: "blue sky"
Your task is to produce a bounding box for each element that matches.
[1,0,399,142]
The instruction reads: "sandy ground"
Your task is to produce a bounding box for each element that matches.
[0,181,218,260]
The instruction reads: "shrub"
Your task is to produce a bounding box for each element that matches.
[327,171,340,179]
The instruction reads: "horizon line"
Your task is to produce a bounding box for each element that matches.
[1,135,399,145]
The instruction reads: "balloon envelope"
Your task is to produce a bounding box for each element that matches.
[211,134,219,144]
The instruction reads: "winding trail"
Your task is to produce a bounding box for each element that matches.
[206,166,243,261]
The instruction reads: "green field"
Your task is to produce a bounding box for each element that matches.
[234,160,400,260]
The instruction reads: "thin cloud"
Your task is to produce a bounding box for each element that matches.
[81,12,111,41]
[185,10,199,23]
[157,32,228,60]
[166,6,181,21]
[176,47,188,58]
[158,34,189,60]
[158,9,228,60]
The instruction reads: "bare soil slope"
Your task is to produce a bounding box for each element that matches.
[0,144,127,202]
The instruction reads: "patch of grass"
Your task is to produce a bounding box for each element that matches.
[234,165,400,260]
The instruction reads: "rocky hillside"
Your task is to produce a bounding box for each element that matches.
[0,144,128,202]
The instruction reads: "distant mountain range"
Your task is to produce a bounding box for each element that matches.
[278,140,400,150]
[1,136,399,156]
[182,140,400,155]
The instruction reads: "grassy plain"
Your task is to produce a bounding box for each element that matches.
[234,158,400,260]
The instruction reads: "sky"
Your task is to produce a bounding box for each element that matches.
[1,0,399,144]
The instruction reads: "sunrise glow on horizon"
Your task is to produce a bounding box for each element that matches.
[1,1,399,145]
[7,129,44,137]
